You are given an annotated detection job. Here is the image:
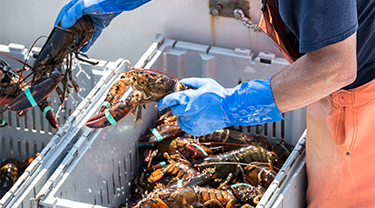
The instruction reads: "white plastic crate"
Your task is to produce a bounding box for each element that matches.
[34,35,307,208]
[0,43,131,208]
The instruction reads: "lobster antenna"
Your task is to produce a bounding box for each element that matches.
[0,51,33,69]
[23,35,48,71]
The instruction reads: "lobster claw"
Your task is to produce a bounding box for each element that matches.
[138,123,183,143]
[86,90,147,129]
[38,97,59,129]
[85,94,139,129]
[10,70,63,111]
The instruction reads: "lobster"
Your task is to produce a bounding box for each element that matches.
[85,67,192,129]
[191,129,271,153]
[0,58,59,128]
[230,183,266,207]
[9,15,98,112]
[144,136,213,164]
[165,167,216,189]
[197,145,273,173]
[148,161,199,183]
[243,164,276,189]
[0,153,38,198]
[132,186,240,208]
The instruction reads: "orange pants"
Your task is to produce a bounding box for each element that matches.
[306,79,375,207]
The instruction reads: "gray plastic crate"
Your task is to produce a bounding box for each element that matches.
[0,43,131,208]
[34,35,307,208]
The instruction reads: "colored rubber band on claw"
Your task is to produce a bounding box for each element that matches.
[191,143,208,156]
[24,87,37,107]
[231,183,253,188]
[151,128,163,142]
[177,179,183,188]
[104,109,117,125]
[159,161,166,167]
[0,119,7,127]
[138,143,155,147]
[42,106,53,117]
[101,101,111,109]
[277,142,290,155]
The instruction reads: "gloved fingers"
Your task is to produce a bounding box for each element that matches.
[60,2,85,28]
[54,0,78,26]
[157,90,189,110]
[180,77,217,89]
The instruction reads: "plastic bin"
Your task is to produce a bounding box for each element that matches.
[0,43,131,208]
[34,34,307,208]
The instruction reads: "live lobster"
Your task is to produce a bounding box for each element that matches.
[85,67,192,129]
[9,15,98,113]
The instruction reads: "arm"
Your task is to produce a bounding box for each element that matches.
[272,32,357,113]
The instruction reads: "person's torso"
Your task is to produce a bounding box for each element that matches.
[277,0,374,90]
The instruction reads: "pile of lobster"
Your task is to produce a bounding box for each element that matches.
[0,153,38,199]
[0,15,98,129]
[124,111,294,208]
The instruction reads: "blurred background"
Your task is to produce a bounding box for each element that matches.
[0,0,281,64]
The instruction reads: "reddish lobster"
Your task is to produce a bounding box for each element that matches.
[9,15,97,112]
[86,67,191,129]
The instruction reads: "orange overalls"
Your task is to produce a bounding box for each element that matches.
[258,0,375,207]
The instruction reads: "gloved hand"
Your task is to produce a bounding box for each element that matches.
[157,78,284,136]
[54,0,151,52]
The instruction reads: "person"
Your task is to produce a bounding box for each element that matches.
[55,0,374,207]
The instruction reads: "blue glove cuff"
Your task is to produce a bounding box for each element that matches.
[99,0,152,12]
[224,78,284,126]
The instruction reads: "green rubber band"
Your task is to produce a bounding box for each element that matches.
[151,128,163,142]
[191,143,208,156]
[101,101,111,109]
[24,87,37,107]
[138,143,155,147]
[43,106,53,117]
[0,119,6,126]
[104,109,116,125]
[159,161,166,167]
[277,142,290,155]
[231,183,253,188]
[177,180,183,188]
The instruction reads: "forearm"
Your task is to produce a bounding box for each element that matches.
[271,33,357,113]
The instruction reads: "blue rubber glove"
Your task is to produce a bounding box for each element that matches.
[157,78,284,136]
[54,0,151,52]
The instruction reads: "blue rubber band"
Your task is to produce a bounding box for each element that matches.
[138,143,155,147]
[231,183,253,188]
[101,101,111,109]
[104,109,116,125]
[177,180,183,188]
[191,143,208,156]
[0,119,6,127]
[151,128,163,142]
[24,87,37,107]
[43,106,53,117]
[159,161,166,167]
[277,142,290,155]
